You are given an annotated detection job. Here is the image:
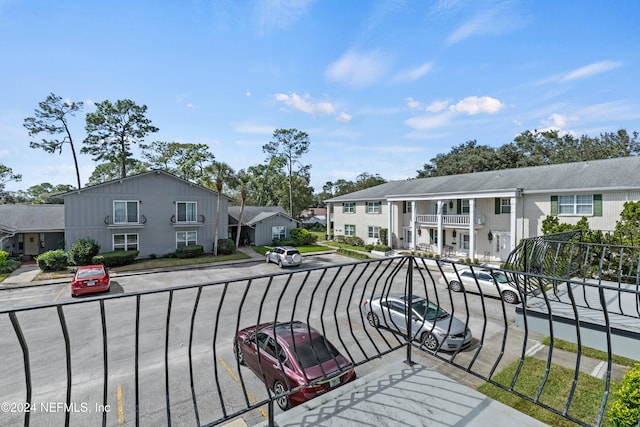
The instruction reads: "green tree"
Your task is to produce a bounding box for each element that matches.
[83,99,159,178]
[87,160,149,186]
[263,128,311,217]
[238,162,284,207]
[140,141,213,181]
[417,140,500,177]
[23,93,84,189]
[0,164,22,202]
[202,161,237,256]
[13,183,74,204]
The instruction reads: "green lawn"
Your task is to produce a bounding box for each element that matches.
[321,241,369,252]
[478,357,614,426]
[252,245,331,256]
[540,337,637,367]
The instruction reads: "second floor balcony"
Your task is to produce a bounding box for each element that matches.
[416,213,485,227]
[104,214,147,228]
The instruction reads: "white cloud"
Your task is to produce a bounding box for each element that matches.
[275,92,336,115]
[0,150,9,159]
[426,100,449,112]
[542,113,570,129]
[405,112,454,130]
[336,112,352,123]
[393,63,433,83]
[325,50,392,89]
[246,91,252,97]
[448,96,504,115]
[562,60,622,82]
[405,97,422,109]
[255,0,314,34]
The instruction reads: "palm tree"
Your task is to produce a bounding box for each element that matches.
[203,161,236,256]
[235,188,247,248]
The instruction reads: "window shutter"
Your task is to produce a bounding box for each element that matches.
[495,198,501,214]
[550,196,558,216]
[403,201,407,213]
[593,194,602,217]
[456,199,462,214]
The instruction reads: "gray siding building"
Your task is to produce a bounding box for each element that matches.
[0,204,65,259]
[60,170,230,258]
[228,206,297,246]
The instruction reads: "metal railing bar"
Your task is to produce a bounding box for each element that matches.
[164,291,174,426]
[562,276,583,418]
[100,299,108,427]
[213,282,231,418]
[56,305,72,427]
[188,286,203,426]
[595,284,613,427]
[233,278,254,409]
[344,261,374,361]
[135,295,141,427]
[532,283,554,403]
[9,311,31,427]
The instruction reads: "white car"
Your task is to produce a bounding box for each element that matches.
[265,246,302,268]
[441,268,523,304]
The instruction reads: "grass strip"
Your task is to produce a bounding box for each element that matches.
[541,337,637,367]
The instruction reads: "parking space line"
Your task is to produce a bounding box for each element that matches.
[53,285,67,303]
[218,355,267,419]
[117,384,124,424]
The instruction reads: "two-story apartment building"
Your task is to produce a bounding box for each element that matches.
[59,170,231,258]
[326,157,640,262]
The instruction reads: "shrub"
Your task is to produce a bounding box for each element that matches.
[609,363,640,427]
[0,250,8,265]
[290,228,318,246]
[0,259,20,274]
[36,250,69,271]
[364,244,374,251]
[337,248,370,260]
[175,245,204,258]
[216,239,236,255]
[336,235,365,247]
[68,238,100,266]
[92,250,139,267]
[373,244,392,253]
[273,238,297,247]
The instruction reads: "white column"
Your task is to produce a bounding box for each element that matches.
[388,201,393,247]
[510,196,517,252]
[437,200,443,256]
[469,199,475,259]
[411,200,417,250]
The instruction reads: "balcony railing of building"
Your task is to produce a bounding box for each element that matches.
[1,248,638,426]
[170,214,206,226]
[103,215,148,227]
[416,214,485,227]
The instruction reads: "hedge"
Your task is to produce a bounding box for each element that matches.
[216,239,236,255]
[175,245,204,259]
[337,248,370,260]
[37,250,69,271]
[69,238,100,266]
[92,250,139,267]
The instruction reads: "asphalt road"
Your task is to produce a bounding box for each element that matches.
[0,255,530,427]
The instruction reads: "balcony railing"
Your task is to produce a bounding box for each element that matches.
[103,215,147,226]
[170,214,206,225]
[416,214,485,226]
[1,251,637,426]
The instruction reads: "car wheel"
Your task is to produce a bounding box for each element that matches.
[278,259,283,268]
[421,332,439,351]
[502,290,518,304]
[273,381,290,410]
[449,280,463,292]
[265,255,270,264]
[234,341,245,365]
[367,312,380,328]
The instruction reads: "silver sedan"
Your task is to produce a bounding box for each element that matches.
[361,293,472,352]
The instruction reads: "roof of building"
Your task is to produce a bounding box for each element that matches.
[0,204,65,232]
[57,169,234,201]
[325,156,640,202]
[228,206,294,226]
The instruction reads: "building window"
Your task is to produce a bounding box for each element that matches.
[461,200,470,214]
[559,195,593,215]
[345,224,356,236]
[402,201,412,213]
[176,231,197,248]
[500,198,511,214]
[366,201,381,214]
[113,233,138,251]
[272,226,286,240]
[368,226,380,239]
[114,200,139,224]
[176,201,197,222]
[343,202,355,213]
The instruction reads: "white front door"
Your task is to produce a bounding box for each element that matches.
[403,227,412,249]
[24,233,39,256]
[493,232,511,260]
[460,232,471,256]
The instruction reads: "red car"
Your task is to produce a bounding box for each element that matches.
[234,321,356,410]
[71,265,111,297]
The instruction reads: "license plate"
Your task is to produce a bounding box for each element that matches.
[86,280,96,287]
[329,377,340,388]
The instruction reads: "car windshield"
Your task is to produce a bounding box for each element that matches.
[289,336,340,369]
[412,298,449,321]
[492,271,510,284]
[77,268,104,278]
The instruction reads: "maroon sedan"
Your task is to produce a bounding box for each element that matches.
[71,265,110,297]
[234,321,356,410]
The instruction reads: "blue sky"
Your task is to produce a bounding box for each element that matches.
[2,0,639,193]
